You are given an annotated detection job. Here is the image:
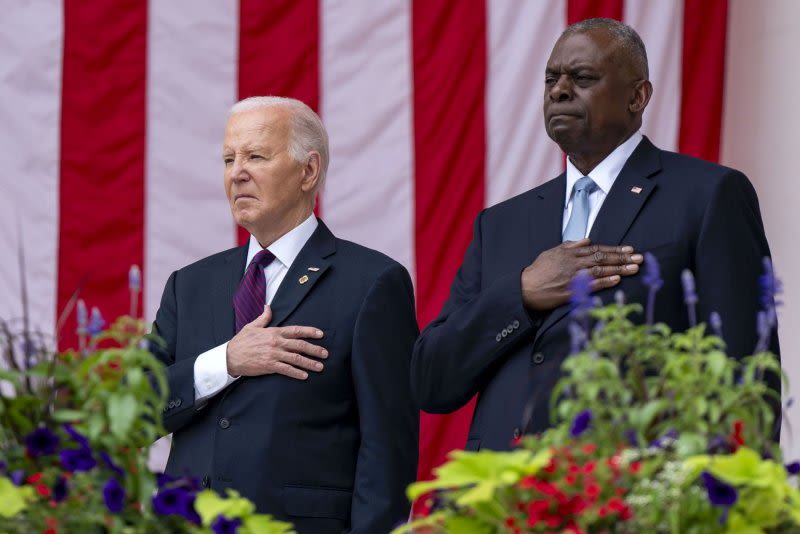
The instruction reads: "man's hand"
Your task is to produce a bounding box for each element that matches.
[521,238,643,312]
[226,305,328,379]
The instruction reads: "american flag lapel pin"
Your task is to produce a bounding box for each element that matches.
[631,186,643,194]
[299,275,309,284]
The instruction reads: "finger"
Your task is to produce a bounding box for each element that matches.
[574,243,636,257]
[271,361,309,380]
[282,338,329,359]
[278,351,325,372]
[590,275,622,291]
[588,263,640,278]
[277,325,325,340]
[250,305,273,328]
[580,249,643,267]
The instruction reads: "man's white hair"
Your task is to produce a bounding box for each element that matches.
[230,96,330,191]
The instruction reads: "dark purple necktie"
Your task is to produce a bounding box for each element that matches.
[233,249,275,333]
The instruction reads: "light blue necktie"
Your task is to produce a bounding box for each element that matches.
[562,176,598,242]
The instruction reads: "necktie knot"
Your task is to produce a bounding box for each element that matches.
[574,175,597,195]
[251,249,275,269]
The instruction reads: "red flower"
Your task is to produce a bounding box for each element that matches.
[504,517,516,528]
[519,475,537,489]
[598,505,609,518]
[27,472,44,484]
[36,484,51,498]
[565,474,577,485]
[43,529,57,534]
[581,443,597,454]
[629,461,642,474]
[543,457,558,474]
[584,482,600,500]
[731,420,745,449]
[582,461,596,474]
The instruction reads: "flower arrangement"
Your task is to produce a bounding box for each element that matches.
[0,266,295,533]
[395,257,796,534]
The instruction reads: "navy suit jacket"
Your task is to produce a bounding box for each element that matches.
[411,137,778,452]
[152,220,419,534]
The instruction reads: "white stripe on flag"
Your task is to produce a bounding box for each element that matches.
[624,0,683,152]
[0,3,63,339]
[486,0,566,207]
[320,0,415,277]
[145,0,239,321]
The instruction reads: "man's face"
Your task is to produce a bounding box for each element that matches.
[223,107,309,239]
[543,29,640,161]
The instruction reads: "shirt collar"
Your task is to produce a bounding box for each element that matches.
[565,131,643,204]
[245,214,319,271]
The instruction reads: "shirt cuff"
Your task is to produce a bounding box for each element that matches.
[194,342,237,402]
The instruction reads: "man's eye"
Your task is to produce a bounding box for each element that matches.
[250,154,263,160]
[223,158,233,166]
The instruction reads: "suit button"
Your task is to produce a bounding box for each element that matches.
[168,400,175,409]
[174,398,182,407]
[501,329,508,338]
[495,333,502,342]
[532,353,545,364]
[512,427,522,440]
[512,319,520,329]
[202,476,210,488]
[218,418,230,429]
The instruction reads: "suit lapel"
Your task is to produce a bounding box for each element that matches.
[212,245,248,344]
[588,137,661,245]
[268,220,336,327]
[529,173,567,254]
[534,138,662,346]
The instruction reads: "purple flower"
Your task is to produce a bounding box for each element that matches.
[152,487,200,524]
[60,447,97,472]
[211,515,242,534]
[10,470,25,486]
[569,269,593,318]
[707,434,730,454]
[103,478,126,513]
[24,427,60,457]
[786,461,800,475]
[682,269,698,327]
[569,409,592,438]
[64,424,90,449]
[77,299,88,327]
[0,460,5,472]
[52,476,69,502]
[709,311,723,338]
[642,253,663,325]
[701,471,738,507]
[624,429,639,447]
[650,428,679,449]
[759,257,783,309]
[568,321,586,354]
[88,307,105,336]
[100,451,125,478]
[156,472,177,489]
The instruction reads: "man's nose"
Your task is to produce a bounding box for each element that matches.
[549,75,572,101]
[230,159,248,181]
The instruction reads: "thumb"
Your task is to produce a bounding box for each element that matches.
[250,304,272,328]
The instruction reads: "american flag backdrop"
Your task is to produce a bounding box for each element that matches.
[0,0,728,481]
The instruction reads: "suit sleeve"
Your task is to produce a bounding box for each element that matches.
[150,270,204,434]
[411,211,538,414]
[694,170,779,362]
[348,262,420,534]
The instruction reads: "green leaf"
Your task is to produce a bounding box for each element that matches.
[51,409,86,422]
[195,489,255,525]
[107,393,137,440]
[0,478,34,517]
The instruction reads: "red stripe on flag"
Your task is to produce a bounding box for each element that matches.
[237,0,320,245]
[412,0,487,481]
[679,0,728,162]
[58,0,147,349]
[567,0,623,23]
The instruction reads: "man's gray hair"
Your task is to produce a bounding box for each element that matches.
[230,96,330,191]
[562,18,649,79]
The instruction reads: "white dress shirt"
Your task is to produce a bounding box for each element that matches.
[562,131,643,237]
[193,214,319,402]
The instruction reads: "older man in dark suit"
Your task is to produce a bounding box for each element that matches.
[411,18,777,452]
[152,96,419,533]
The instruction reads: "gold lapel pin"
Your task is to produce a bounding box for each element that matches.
[307,267,320,272]
[298,275,309,284]
[631,186,642,194]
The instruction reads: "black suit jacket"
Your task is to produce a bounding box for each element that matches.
[411,137,777,452]
[152,220,419,534]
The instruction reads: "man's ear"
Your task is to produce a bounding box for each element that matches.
[630,79,653,114]
[300,152,321,193]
